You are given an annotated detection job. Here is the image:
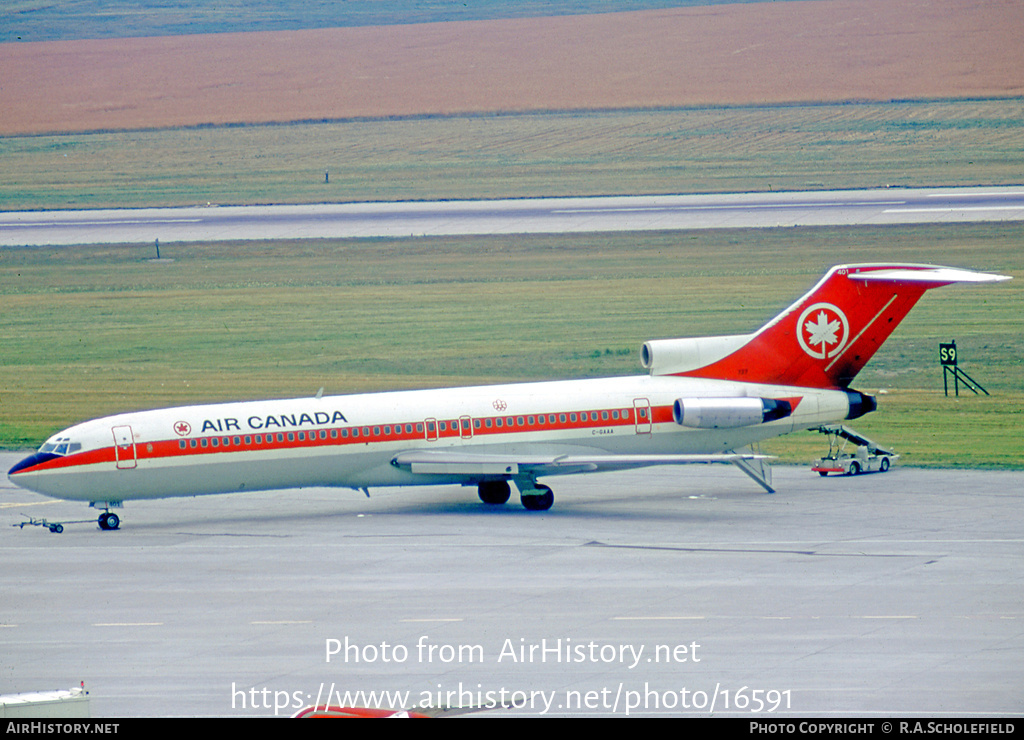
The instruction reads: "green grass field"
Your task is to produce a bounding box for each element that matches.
[2,224,1020,467]
[3,98,1023,210]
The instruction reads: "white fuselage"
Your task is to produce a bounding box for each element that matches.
[12,374,850,503]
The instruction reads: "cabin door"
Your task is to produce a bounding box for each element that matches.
[633,399,652,435]
[112,425,137,469]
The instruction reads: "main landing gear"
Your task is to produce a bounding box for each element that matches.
[477,480,554,511]
[478,480,511,505]
[520,485,554,511]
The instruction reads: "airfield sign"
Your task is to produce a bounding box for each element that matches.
[940,340,989,396]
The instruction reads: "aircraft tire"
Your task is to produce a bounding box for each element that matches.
[521,485,554,511]
[98,512,120,531]
[849,462,861,476]
[478,480,511,505]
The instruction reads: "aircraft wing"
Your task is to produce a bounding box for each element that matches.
[390,450,768,477]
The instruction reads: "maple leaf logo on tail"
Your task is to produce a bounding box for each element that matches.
[797,302,849,360]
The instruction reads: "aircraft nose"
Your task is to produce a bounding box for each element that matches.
[8,451,59,477]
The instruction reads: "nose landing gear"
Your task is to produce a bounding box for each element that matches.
[91,501,123,531]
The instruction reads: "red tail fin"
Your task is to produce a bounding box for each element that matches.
[674,264,1009,389]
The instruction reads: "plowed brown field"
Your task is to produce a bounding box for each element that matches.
[2,0,1023,136]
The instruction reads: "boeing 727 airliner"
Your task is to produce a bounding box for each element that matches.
[8,263,1009,529]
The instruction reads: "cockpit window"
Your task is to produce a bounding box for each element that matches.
[38,437,81,456]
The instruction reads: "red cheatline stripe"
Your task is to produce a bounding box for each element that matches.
[17,404,683,473]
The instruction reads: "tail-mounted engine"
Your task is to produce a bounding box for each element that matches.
[674,397,792,429]
[844,390,876,420]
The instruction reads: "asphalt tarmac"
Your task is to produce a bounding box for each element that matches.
[2,453,1022,717]
[3,187,1024,247]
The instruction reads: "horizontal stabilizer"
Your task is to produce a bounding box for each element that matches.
[853,267,1011,284]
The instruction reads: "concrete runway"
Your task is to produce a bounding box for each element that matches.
[3,187,1024,247]
[2,452,1022,717]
